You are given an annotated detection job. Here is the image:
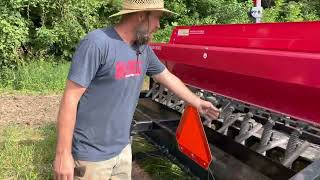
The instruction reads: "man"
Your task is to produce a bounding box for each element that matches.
[53,0,220,179]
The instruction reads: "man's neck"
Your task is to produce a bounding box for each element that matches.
[114,23,136,45]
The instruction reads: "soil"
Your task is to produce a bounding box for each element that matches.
[0,94,61,127]
[0,93,152,180]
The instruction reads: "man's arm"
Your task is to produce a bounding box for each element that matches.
[152,68,220,119]
[53,80,87,180]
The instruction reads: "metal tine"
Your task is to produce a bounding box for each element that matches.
[235,122,263,143]
[237,112,253,145]
[256,117,275,155]
[282,129,311,168]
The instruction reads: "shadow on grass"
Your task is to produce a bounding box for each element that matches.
[0,123,56,179]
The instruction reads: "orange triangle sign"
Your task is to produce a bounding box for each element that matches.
[176,105,212,170]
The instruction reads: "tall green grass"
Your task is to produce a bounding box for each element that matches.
[0,60,151,93]
[0,60,70,93]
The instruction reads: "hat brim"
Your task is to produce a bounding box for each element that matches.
[109,8,178,18]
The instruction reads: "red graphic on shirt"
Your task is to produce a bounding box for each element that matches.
[115,60,143,80]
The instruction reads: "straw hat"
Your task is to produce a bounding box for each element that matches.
[109,0,177,17]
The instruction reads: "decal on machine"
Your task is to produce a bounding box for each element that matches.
[178,29,190,36]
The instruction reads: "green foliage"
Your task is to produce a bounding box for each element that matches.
[263,0,286,22]
[263,0,320,22]
[284,1,304,22]
[153,23,176,43]
[183,0,252,24]
[0,60,70,93]
[0,0,120,70]
[32,0,115,59]
[0,8,29,69]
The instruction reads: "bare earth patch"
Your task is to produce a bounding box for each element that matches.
[0,94,61,127]
[0,93,151,180]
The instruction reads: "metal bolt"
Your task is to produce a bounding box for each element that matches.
[203,53,208,59]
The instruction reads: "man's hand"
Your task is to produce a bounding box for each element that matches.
[196,99,220,120]
[53,152,75,180]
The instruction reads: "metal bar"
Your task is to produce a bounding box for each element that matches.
[135,98,181,121]
[131,119,153,134]
[255,0,262,23]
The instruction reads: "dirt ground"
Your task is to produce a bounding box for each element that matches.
[0,93,151,180]
[0,94,61,127]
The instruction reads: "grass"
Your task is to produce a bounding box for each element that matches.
[132,136,192,180]
[0,60,70,94]
[0,60,150,94]
[0,124,191,180]
[0,124,56,179]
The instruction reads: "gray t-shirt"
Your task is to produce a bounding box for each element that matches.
[68,26,165,161]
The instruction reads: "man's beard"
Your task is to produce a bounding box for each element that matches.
[134,27,151,46]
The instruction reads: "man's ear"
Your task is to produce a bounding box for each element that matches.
[137,12,145,22]
[139,15,143,22]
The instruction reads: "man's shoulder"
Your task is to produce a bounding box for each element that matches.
[82,27,115,47]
